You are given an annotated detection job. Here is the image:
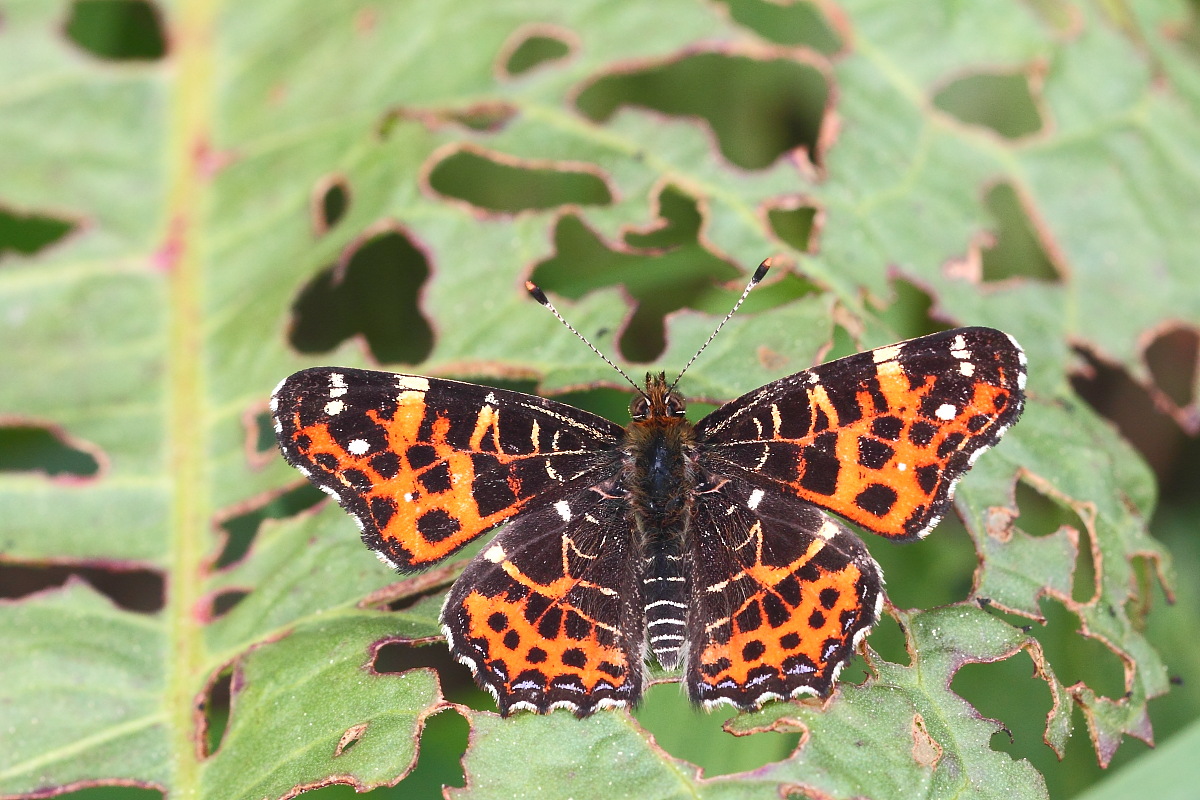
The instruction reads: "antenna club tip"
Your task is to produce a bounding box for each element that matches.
[752,258,772,283]
[525,281,550,305]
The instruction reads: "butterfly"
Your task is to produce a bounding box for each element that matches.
[271,268,1026,716]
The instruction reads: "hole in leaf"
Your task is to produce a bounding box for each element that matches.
[980,182,1060,283]
[576,51,829,170]
[385,580,450,614]
[312,176,350,235]
[289,227,434,365]
[334,723,368,757]
[532,186,816,363]
[624,184,705,250]
[298,710,468,797]
[65,0,166,61]
[872,278,943,341]
[933,71,1043,139]
[373,641,489,710]
[427,147,612,213]
[385,103,520,136]
[866,611,910,667]
[215,484,325,569]
[1012,481,1080,538]
[47,788,164,800]
[503,30,573,76]
[531,213,739,363]
[210,590,249,619]
[766,202,819,252]
[0,424,102,478]
[244,410,281,472]
[715,0,842,53]
[1145,325,1199,412]
[951,648,1055,774]
[0,206,77,257]
[632,682,800,776]
[445,103,519,131]
[1035,598,1128,700]
[201,664,234,757]
[1013,480,1093,604]
[1071,347,1184,484]
[0,564,164,612]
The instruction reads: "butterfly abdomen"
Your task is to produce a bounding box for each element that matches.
[626,416,696,670]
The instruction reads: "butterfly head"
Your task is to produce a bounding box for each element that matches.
[630,372,687,422]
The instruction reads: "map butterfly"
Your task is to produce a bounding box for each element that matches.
[271,262,1026,715]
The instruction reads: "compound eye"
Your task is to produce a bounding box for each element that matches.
[666,395,686,417]
[630,395,649,420]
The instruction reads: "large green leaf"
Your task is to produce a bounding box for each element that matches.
[1,0,1195,798]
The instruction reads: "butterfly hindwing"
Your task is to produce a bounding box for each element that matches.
[441,479,645,715]
[271,367,623,571]
[696,327,1026,540]
[683,475,883,710]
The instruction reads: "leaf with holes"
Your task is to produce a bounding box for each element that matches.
[0,0,1195,799]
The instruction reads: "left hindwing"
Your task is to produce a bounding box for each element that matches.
[684,475,883,711]
[441,479,645,716]
[695,327,1026,540]
[272,366,623,571]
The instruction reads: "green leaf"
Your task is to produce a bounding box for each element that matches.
[1,0,1195,798]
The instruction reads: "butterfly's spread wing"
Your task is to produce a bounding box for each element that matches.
[696,327,1026,540]
[442,480,644,715]
[684,475,883,710]
[272,367,623,571]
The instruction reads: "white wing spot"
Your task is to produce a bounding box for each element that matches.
[935,403,957,420]
[959,361,976,377]
[747,489,764,510]
[328,372,347,388]
[872,344,902,363]
[268,396,279,412]
[484,544,506,563]
[347,438,371,455]
[324,399,345,416]
[485,391,498,404]
[896,462,908,472]
[817,519,840,540]
[329,386,347,398]
[555,500,572,522]
[395,375,430,392]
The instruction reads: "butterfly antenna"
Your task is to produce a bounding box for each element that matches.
[670,258,772,391]
[525,281,644,395]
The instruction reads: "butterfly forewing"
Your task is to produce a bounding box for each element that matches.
[695,327,1026,540]
[272,366,623,571]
